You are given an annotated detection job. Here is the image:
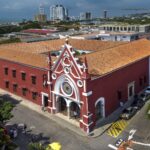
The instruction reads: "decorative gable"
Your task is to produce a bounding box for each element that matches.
[52,43,84,80]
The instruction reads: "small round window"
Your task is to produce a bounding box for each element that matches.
[64,67,70,74]
[52,73,57,80]
[77,80,83,87]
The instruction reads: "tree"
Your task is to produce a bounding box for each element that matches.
[0,128,10,149]
[28,142,46,150]
[0,98,14,125]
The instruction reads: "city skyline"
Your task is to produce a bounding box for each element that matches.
[1,0,150,21]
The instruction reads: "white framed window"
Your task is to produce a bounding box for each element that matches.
[128,81,135,100]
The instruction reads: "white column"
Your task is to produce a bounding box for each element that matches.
[66,99,71,119]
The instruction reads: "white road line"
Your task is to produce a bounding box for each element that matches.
[132,141,150,147]
[108,144,118,150]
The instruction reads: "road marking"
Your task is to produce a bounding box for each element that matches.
[132,141,150,147]
[107,120,128,138]
[30,126,35,129]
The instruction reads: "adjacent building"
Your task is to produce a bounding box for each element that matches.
[0,39,150,134]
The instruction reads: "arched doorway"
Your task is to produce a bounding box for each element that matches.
[57,97,67,116]
[95,97,105,121]
[70,102,80,120]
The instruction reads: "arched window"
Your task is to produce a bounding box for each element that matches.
[95,97,105,121]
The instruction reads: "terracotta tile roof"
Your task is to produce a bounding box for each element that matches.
[0,38,149,74]
[0,39,125,54]
[79,39,150,76]
[0,49,48,68]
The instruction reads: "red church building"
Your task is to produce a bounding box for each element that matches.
[0,39,150,133]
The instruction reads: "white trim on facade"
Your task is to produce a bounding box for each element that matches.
[128,81,135,100]
[80,120,93,127]
[82,91,92,96]
[41,92,49,106]
[95,97,105,118]
[83,113,93,118]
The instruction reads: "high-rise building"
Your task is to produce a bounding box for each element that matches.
[65,8,69,20]
[34,4,47,22]
[103,10,107,19]
[80,12,92,20]
[50,4,68,21]
[39,4,45,15]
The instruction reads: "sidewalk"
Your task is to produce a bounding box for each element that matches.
[0,88,130,138]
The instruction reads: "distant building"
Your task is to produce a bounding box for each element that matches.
[99,24,150,33]
[103,10,107,19]
[34,4,47,22]
[98,31,139,42]
[65,8,69,20]
[34,14,47,22]
[80,12,92,20]
[39,4,45,15]
[50,4,68,21]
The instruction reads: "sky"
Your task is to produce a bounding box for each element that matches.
[0,0,150,21]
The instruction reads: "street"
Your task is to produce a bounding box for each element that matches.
[3,94,150,150]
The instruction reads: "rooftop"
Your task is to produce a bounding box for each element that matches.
[79,39,150,77]
[0,39,150,77]
[0,39,125,54]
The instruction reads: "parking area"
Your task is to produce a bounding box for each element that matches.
[107,120,128,138]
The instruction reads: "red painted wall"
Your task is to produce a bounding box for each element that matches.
[0,59,49,105]
[88,57,149,122]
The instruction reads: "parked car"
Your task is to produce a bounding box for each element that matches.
[139,93,150,102]
[131,99,145,110]
[120,107,137,120]
[144,86,150,94]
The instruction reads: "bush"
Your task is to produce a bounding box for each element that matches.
[0,38,21,45]
[146,103,150,119]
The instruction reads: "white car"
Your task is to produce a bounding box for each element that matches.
[144,86,150,94]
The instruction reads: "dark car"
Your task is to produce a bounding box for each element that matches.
[120,107,137,120]
[139,93,150,102]
[131,99,145,110]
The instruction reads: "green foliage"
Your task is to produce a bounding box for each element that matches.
[147,103,150,119]
[22,21,41,30]
[0,38,21,45]
[28,142,46,150]
[0,25,21,34]
[0,128,10,148]
[105,16,150,25]
[74,50,81,56]
[0,99,14,124]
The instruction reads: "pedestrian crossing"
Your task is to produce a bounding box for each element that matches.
[107,120,128,138]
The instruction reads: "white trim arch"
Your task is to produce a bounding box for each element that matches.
[56,96,71,107]
[54,74,80,103]
[95,97,105,118]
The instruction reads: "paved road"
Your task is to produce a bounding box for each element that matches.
[8,102,115,150]
[4,95,150,150]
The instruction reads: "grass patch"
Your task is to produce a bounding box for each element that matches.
[146,103,150,119]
